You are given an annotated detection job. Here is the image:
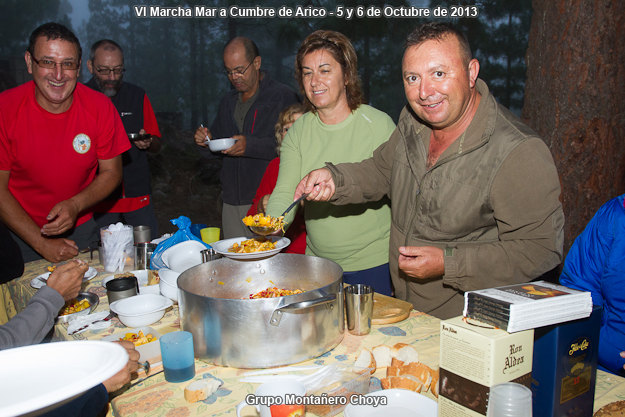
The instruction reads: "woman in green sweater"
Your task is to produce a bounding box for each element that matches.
[266,30,395,295]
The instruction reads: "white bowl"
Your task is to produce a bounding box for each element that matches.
[208,138,236,152]
[140,284,161,295]
[161,240,206,273]
[158,268,181,301]
[109,294,172,327]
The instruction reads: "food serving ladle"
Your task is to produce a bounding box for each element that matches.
[247,192,310,236]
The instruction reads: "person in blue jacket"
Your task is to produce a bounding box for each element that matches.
[560,194,625,375]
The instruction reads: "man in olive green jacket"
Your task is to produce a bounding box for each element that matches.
[294,23,564,319]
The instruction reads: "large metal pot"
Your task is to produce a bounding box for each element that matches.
[177,253,344,368]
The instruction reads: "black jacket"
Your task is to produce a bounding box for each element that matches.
[85,79,152,197]
[210,73,299,205]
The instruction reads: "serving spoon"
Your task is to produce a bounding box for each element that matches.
[247,193,310,236]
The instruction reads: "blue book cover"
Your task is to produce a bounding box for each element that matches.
[531,305,601,417]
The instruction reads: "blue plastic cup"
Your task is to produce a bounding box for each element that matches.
[160,331,195,383]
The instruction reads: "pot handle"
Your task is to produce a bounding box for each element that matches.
[269,294,337,327]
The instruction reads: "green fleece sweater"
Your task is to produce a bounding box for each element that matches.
[266,105,395,272]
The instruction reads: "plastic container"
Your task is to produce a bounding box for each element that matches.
[305,367,373,417]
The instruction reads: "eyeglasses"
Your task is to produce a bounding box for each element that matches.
[224,59,255,78]
[95,66,125,75]
[31,55,79,71]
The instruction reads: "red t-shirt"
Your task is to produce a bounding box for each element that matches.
[0,81,130,227]
[143,94,161,137]
[247,157,307,254]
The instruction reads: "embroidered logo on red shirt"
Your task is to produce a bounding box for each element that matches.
[72,134,91,154]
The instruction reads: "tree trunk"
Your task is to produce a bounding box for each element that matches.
[189,19,198,129]
[522,0,625,255]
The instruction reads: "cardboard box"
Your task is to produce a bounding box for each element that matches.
[531,305,601,417]
[439,316,534,416]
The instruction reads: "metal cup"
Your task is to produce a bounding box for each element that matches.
[106,276,139,304]
[345,284,374,335]
[201,248,222,263]
[133,225,152,244]
[135,243,157,270]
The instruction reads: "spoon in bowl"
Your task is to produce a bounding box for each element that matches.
[246,193,310,236]
[200,123,211,144]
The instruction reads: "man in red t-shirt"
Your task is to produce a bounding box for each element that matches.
[0,22,130,263]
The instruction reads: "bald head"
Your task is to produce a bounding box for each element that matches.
[224,37,259,63]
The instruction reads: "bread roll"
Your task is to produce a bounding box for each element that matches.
[382,375,424,392]
[386,364,401,377]
[372,344,393,368]
[354,348,376,374]
[392,342,419,364]
[401,362,433,390]
[184,379,221,403]
[430,369,440,398]
[594,400,625,416]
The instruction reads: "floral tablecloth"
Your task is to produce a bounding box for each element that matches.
[109,309,441,417]
[10,253,625,416]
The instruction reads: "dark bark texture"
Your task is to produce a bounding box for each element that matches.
[522,0,625,254]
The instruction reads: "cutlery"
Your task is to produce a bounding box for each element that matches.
[247,192,310,236]
[68,312,115,335]
[140,360,150,375]
[200,123,211,143]
[127,369,164,389]
[241,365,321,377]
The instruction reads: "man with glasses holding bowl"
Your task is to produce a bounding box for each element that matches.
[0,22,129,263]
[194,37,299,238]
[86,39,162,240]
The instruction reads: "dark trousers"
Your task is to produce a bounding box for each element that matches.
[343,263,393,296]
[39,383,108,417]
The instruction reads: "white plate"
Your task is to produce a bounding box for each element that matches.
[344,389,438,417]
[0,341,128,417]
[211,236,291,260]
[30,267,98,289]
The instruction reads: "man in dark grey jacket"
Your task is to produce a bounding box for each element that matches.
[0,260,86,347]
[0,261,140,416]
[294,23,564,319]
[194,37,298,238]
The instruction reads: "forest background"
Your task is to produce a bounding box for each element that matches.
[1,0,623,265]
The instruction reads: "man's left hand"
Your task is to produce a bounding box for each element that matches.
[398,246,445,279]
[222,134,246,156]
[103,340,140,392]
[134,137,152,150]
[134,128,154,150]
[41,199,80,236]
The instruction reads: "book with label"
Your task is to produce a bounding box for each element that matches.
[463,280,593,333]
